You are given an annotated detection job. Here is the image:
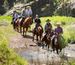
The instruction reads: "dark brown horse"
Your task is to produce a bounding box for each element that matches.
[33,26,43,41]
[22,17,33,36]
[41,33,51,50]
[20,17,25,33]
[52,34,62,54]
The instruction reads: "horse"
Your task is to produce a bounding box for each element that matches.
[52,34,62,54]
[19,17,25,33]
[22,17,33,36]
[33,25,43,41]
[41,33,51,51]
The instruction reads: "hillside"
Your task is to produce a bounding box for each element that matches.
[1,0,75,17]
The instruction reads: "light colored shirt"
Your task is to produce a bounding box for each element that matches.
[13,13,18,22]
[25,9,32,17]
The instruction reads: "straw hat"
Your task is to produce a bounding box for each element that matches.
[27,6,31,9]
[56,22,61,26]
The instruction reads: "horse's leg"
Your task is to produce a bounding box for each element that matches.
[60,48,62,52]
[41,38,44,49]
[53,47,55,51]
[33,34,35,41]
[20,25,22,33]
[56,48,59,54]
[52,45,55,52]
[23,27,24,36]
[17,24,19,32]
[13,22,15,29]
[39,34,42,41]
[25,28,28,36]
[36,35,38,41]
[47,43,50,51]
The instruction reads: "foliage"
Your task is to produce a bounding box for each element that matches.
[0,15,75,65]
[40,16,75,25]
[0,16,28,65]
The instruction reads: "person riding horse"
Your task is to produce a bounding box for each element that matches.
[44,19,52,34]
[33,14,43,41]
[22,6,33,18]
[12,10,19,29]
[55,23,63,35]
[20,6,33,33]
[34,14,41,30]
[51,23,64,53]
[41,19,52,50]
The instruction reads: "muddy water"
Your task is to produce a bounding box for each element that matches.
[15,47,61,65]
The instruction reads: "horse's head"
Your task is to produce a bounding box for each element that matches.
[46,33,51,41]
[37,26,43,33]
[28,17,33,25]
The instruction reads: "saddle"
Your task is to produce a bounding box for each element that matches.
[35,25,42,31]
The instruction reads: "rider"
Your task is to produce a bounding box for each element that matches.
[44,19,52,34]
[25,6,33,18]
[12,10,19,29]
[13,10,19,22]
[22,7,26,18]
[54,23,63,35]
[34,14,41,30]
[54,23,65,49]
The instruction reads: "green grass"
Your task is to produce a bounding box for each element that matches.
[40,16,75,25]
[0,16,28,65]
[0,16,12,23]
[0,15,75,65]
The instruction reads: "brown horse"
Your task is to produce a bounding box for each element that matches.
[22,17,33,36]
[20,17,25,33]
[41,33,51,50]
[33,26,43,41]
[52,34,62,54]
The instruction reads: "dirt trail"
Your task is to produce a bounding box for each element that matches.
[9,32,61,65]
[9,32,39,51]
[9,31,75,65]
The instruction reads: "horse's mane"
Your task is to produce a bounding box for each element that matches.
[25,17,32,23]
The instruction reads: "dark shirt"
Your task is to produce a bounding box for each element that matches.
[35,18,41,24]
[55,27,63,34]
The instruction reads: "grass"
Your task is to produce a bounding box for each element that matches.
[0,16,28,65]
[40,16,75,24]
[0,15,12,23]
[0,15,75,65]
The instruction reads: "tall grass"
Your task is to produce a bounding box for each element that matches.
[0,16,28,65]
[40,16,75,26]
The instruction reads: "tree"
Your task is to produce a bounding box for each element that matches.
[3,0,9,11]
[0,0,6,15]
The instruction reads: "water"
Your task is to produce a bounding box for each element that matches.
[15,48,61,65]
[14,44,75,65]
